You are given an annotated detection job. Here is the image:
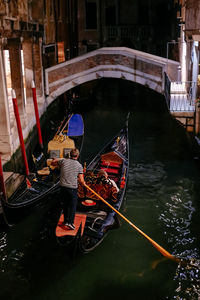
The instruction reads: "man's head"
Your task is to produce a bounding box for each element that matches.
[70,148,80,159]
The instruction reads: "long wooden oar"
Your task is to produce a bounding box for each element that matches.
[85,184,180,264]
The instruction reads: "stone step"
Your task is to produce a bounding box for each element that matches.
[3,172,25,199]
[0,172,25,214]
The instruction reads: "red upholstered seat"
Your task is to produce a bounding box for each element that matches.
[100,167,119,174]
[101,160,121,168]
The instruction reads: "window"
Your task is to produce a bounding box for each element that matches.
[50,0,53,17]
[85,0,97,30]
[138,2,149,25]
[3,50,12,105]
[57,42,65,63]
[105,5,116,26]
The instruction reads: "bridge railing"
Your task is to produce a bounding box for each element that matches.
[102,25,153,41]
[164,72,197,112]
[164,72,171,109]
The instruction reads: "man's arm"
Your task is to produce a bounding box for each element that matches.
[78,173,86,186]
[110,179,119,192]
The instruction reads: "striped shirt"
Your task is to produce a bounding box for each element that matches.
[58,158,83,188]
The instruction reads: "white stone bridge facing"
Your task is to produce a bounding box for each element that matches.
[45,47,180,105]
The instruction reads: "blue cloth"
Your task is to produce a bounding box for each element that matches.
[67,114,84,136]
[98,211,115,234]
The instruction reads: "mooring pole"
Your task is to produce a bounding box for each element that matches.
[12,89,30,176]
[31,80,43,149]
[0,156,6,199]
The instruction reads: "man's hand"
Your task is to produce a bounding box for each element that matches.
[51,157,58,166]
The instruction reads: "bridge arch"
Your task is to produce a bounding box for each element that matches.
[45,47,179,105]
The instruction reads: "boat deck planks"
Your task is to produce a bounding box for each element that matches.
[56,213,87,237]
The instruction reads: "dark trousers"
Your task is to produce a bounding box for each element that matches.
[60,186,78,224]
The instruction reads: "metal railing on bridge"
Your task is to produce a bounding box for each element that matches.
[164,73,196,112]
[103,25,153,42]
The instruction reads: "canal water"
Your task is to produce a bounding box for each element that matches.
[0,79,200,299]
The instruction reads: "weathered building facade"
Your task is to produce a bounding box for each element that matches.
[184,0,200,92]
[0,0,77,164]
[167,0,200,133]
[77,0,178,57]
[0,0,44,160]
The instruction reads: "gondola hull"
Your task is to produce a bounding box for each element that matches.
[1,114,84,225]
[56,113,129,253]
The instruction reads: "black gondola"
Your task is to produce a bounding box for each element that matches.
[56,113,129,253]
[1,114,84,224]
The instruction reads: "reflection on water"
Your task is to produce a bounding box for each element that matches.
[158,177,200,299]
[0,81,200,299]
[175,259,200,299]
[0,232,7,272]
[130,161,166,194]
[127,159,200,299]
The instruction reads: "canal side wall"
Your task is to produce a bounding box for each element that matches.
[3,97,66,174]
[0,96,68,208]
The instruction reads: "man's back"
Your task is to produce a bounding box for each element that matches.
[59,158,83,188]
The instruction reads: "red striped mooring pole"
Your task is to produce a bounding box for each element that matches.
[31,80,43,149]
[12,89,30,176]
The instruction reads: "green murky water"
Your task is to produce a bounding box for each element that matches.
[0,79,200,300]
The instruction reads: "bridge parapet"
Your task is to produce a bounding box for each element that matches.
[45,47,180,104]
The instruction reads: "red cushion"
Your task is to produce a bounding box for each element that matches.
[100,167,119,174]
[101,160,121,168]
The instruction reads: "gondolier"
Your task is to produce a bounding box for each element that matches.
[52,148,86,230]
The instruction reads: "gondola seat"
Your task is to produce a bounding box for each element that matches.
[48,136,75,158]
[100,167,119,175]
[100,160,121,168]
[100,152,123,168]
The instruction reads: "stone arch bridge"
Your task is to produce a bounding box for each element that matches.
[45,47,180,105]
